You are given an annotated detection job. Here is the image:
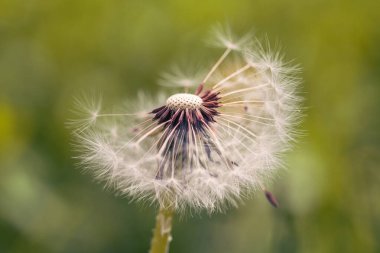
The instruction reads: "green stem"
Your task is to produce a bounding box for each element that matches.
[149,207,174,253]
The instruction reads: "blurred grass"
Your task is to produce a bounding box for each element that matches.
[1,0,380,252]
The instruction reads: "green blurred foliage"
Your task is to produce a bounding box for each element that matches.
[1,0,379,252]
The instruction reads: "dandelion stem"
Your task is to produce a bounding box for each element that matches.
[149,207,174,253]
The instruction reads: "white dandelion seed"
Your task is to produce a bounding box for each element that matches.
[71,28,302,214]
[158,65,205,91]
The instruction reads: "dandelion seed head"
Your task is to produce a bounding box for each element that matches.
[71,27,303,213]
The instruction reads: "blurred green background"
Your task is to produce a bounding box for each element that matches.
[1,0,379,252]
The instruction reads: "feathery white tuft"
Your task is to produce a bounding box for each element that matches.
[159,65,204,89]
[71,27,303,213]
[208,24,252,51]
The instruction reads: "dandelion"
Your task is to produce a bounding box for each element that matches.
[71,27,302,253]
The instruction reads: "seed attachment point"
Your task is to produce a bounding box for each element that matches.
[166,93,203,110]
